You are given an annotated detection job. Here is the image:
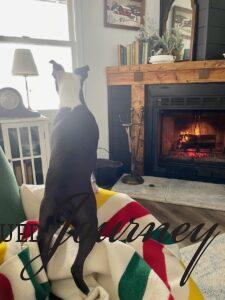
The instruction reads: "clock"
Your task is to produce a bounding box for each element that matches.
[0,87,40,118]
[0,88,22,110]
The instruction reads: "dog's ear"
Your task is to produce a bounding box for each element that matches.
[49,60,65,73]
[74,66,90,105]
[74,65,90,82]
[49,60,65,92]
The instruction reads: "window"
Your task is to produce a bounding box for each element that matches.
[0,0,76,110]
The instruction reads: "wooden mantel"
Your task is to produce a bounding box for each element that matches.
[106,60,225,86]
[106,60,225,174]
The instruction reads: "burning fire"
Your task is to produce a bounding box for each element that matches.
[179,122,201,148]
[180,123,201,140]
[185,149,208,159]
[179,131,190,144]
[177,122,210,159]
[194,123,201,136]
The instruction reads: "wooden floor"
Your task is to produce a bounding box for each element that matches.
[137,199,225,247]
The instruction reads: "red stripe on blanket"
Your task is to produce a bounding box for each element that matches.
[101,202,149,237]
[22,220,39,241]
[0,273,14,300]
[143,240,174,299]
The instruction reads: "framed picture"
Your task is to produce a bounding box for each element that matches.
[104,0,145,30]
[172,5,192,39]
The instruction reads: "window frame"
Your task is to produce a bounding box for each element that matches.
[0,0,77,69]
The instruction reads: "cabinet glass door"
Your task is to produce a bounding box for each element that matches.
[0,126,4,152]
[2,122,47,185]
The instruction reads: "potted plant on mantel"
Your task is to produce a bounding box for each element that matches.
[136,26,184,64]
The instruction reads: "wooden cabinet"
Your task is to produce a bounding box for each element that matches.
[0,116,50,185]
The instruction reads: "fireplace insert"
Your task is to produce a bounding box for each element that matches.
[145,83,225,183]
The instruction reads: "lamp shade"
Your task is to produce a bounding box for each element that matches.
[12,49,38,76]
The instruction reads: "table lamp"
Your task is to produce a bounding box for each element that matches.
[12,49,38,110]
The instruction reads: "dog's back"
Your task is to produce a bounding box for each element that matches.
[45,104,99,198]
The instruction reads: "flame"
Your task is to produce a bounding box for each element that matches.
[180,122,201,138]
[179,131,191,145]
[194,123,200,136]
[179,122,201,147]
[174,120,212,160]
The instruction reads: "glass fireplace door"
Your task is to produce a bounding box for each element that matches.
[160,110,225,163]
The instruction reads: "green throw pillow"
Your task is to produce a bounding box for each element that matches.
[0,147,26,241]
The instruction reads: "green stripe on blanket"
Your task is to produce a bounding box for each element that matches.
[18,248,51,300]
[119,252,151,300]
[151,229,174,245]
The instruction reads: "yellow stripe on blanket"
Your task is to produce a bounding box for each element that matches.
[180,261,204,300]
[96,188,117,209]
[188,276,204,300]
[0,242,7,265]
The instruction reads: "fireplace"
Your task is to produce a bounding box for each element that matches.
[145,83,225,183]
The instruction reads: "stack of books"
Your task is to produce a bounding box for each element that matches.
[118,40,150,66]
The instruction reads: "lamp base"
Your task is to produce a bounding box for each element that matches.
[121,173,144,185]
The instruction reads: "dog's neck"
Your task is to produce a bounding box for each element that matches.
[58,72,81,109]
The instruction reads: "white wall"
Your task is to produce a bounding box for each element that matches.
[75,0,160,158]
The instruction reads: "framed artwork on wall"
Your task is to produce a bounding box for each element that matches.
[104,0,145,30]
[172,5,192,39]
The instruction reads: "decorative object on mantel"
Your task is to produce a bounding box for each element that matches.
[120,107,144,185]
[149,54,176,64]
[104,0,145,30]
[12,49,39,110]
[118,27,184,65]
[172,6,192,40]
[160,0,197,61]
[118,39,149,65]
[0,87,40,118]
[159,29,184,60]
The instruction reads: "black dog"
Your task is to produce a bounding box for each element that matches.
[37,62,99,295]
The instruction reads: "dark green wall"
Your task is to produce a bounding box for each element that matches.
[196,0,225,59]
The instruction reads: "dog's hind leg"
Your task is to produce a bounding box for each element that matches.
[68,192,98,295]
[37,212,61,269]
[70,220,98,295]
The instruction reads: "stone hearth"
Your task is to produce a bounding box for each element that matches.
[113,176,225,211]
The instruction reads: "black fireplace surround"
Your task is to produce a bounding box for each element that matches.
[145,83,225,183]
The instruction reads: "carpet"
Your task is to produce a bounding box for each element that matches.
[181,233,225,300]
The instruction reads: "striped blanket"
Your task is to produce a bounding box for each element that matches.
[0,187,204,299]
